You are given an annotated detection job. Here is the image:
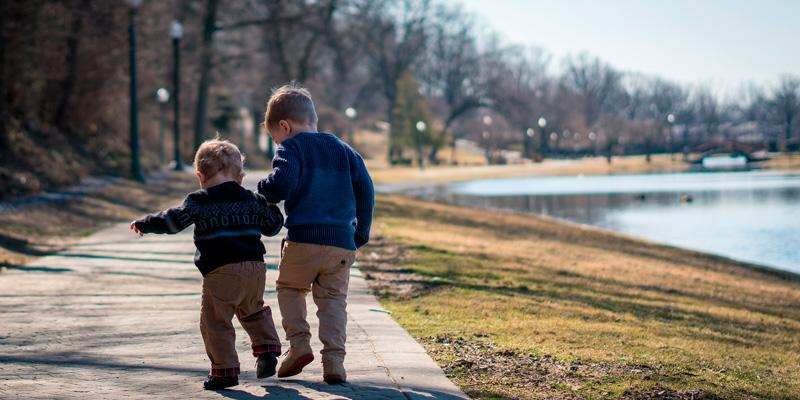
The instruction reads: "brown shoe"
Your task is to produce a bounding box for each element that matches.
[277,344,314,378]
[322,356,346,384]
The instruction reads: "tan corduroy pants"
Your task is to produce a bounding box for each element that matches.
[276,240,356,359]
[200,261,282,374]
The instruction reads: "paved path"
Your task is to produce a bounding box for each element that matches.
[0,179,468,399]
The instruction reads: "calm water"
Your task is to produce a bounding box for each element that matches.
[394,171,800,274]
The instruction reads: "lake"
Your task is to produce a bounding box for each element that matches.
[386,171,800,275]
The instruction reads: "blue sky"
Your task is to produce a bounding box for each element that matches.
[453,0,799,97]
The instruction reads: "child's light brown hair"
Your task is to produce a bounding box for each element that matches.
[193,138,245,179]
[264,83,318,130]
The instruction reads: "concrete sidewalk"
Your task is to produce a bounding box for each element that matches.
[0,183,468,399]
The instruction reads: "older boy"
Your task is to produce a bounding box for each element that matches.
[257,84,374,384]
[131,139,285,390]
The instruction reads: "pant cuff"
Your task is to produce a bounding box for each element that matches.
[209,367,240,377]
[252,343,282,357]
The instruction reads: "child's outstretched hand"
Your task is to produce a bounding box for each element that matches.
[130,221,144,237]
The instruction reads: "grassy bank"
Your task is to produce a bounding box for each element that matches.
[0,171,197,271]
[364,194,800,399]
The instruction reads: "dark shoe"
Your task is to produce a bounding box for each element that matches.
[323,374,346,385]
[277,344,314,378]
[203,375,238,390]
[256,353,278,379]
[323,356,347,384]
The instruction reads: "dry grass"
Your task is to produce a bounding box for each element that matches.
[0,172,197,270]
[368,154,691,185]
[760,153,800,171]
[365,194,800,399]
[356,128,488,171]
[366,152,800,186]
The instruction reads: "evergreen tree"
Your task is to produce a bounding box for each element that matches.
[391,72,435,167]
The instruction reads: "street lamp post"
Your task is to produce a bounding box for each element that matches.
[483,115,493,164]
[525,128,535,160]
[267,134,274,159]
[156,88,170,165]
[666,113,676,161]
[537,117,548,157]
[345,107,357,145]
[415,120,427,170]
[171,20,184,171]
[238,108,248,155]
[127,0,144,181]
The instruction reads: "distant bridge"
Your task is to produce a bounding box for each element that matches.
[688,141,767,164]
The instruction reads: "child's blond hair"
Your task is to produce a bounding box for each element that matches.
[193,138,244,179]
[264,83,318,130]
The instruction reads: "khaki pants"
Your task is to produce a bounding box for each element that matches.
[277,241,356,360]
[200,261,281,376]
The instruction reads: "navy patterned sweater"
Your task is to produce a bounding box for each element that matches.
[133,181,284,275]
[257,132,374,250]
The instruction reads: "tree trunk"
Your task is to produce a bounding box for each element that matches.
[522,130,533,159]
[538,127,548,158]
[55,4,86,130]
[193,0,219,151]
[682,127,690,161]
[427,146,438,165]
[0,1,6,148]
[386,101,397,164]
[449,134,457,165]
[414,130,424,170]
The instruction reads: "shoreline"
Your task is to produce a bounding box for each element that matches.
[369,153,800,186]
[374,163,800,280]
[401,193,800,281]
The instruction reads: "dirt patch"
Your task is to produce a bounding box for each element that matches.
[421,334,711,400]
[0,171,196,271]
[357,233,444,299]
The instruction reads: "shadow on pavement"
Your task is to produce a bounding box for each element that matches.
[0,233,55,256]
[0,352,206,376]
[75,249,196,256]
[57,253,195,264]
[68,239,192,247]
[216,381,466,400]
[97,270,200,282]
[0,292,198,298]
[1,263,74,273]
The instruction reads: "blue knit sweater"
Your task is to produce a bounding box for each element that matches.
[257,132,374,250]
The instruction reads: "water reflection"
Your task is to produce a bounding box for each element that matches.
[401,172,800,274]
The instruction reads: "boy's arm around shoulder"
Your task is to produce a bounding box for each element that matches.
[257,142,300,203]
[351,150,374,248]
[133,194,197,234]
[255,193,284,237]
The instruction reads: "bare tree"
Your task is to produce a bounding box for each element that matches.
[770,75,800,151]
[418,5,489,163]
[692,86,721,145]
[245,0,339,84]
[562,53,624,162]
[622,75,685,161]
[192,0,220,151]
[487,46,552,159]
[352,0,431,163]
[561,53,623,130]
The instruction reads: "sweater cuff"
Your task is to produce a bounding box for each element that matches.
[134,220,146,232]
